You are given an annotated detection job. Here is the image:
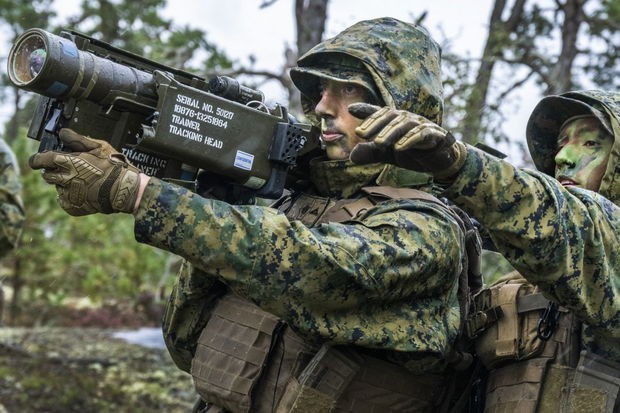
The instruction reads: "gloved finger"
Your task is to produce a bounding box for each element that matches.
[372,111,428,146]
[58,128,117,157]
[354,107,399,140]
[348,103,382,120]
[395,124,452,151]
[349,141,395,165]
[40,167,77,186]
[28,151,62,170]
[58,128,102,152]
[39,153,82,186]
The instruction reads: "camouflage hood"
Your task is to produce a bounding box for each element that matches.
[290,17,444,124]
[526,90,620,205]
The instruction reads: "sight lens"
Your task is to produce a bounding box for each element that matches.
[9,33,47,85]
[28,48,47,78]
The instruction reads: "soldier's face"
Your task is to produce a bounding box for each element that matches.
[314,79,373,160]
[554,116,613,191]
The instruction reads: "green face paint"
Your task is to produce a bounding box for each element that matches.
[554,116,613,191]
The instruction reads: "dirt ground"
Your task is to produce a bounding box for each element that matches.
[0,327,198,413]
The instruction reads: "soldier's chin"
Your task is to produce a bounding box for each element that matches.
[325,143,351,161]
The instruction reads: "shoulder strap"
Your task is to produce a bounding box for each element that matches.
[320,186,447,225]
[361,185,445,205]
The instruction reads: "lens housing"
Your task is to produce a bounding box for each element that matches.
[7,28,157,108]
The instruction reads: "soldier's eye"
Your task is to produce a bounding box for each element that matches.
[342,84,362,96]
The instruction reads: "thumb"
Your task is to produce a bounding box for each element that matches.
[350,141,394,165]
[348,103,381,120]
[59,128,102,152]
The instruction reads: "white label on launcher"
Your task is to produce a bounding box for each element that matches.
[234,150,254,171]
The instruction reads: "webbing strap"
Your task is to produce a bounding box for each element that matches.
[319,186,447,225]
[517,292,551,313]
[495,283,522,358]
[361,186,445,205]
[318,197,375,224]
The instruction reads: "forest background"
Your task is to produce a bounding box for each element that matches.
[0,0,618,328]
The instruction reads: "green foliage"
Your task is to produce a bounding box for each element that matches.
[442,0,620,147]
[9,129,179,310]
[481,250,516,285]
[0,0,55,33]
[0,0,225,316]
[583,0,620,88]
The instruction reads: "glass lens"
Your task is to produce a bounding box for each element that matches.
[10,34,46,84]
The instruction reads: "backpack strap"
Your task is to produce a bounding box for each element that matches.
[318,185,450,225]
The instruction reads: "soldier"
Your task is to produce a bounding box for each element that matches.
[0,137,24,256]
[29,18,479,412]
[0,137,25,323]
[347,90,620,412]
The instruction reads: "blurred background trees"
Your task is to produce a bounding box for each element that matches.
[0,0,617,325]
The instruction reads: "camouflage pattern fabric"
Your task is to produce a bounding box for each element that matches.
[290,17,444,126]
[0,138,24,257]
[443,90,620,362]
[137,158,465,372]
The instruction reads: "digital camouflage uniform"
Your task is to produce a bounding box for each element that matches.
[137,18,474,412]
[0,137,25,324]
[445,90,620,412]
[0,137,24,257]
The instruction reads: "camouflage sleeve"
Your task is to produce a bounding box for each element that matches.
[134,178,465,354]
[0,140,25,257]
[443,146,620,341]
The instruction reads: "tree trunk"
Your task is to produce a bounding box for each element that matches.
[9,255,22,324]
[545,0,586,94]
[460,0,526,144]
[5,90,22,144]
[285,0,328,115]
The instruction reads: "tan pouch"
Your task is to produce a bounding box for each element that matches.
[190,294,280,412]
[190,293,318,413]
[484,357,550,413]
[474,272,551,368]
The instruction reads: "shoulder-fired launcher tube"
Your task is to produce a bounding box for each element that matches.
[7,28,158,110]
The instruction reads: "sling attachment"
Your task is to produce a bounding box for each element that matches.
[536,301,560,341]
[466,288,503,339]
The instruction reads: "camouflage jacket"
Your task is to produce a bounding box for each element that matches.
[0,138,24,257]
[444,90,620,362]
[136,160,465,372]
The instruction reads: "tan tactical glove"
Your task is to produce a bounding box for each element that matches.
[348,103,468,180]
[29,128,141,216]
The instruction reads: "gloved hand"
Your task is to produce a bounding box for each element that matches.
[348,103,468,180]
[29,128,142,216]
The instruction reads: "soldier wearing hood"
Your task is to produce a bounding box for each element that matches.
[29,18,477,412]
[348,90,620,412]
[0,138,24,257]
[0,137,25,323]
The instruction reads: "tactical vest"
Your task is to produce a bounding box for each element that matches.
[188,186,483,413]
[467,271,620,412]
